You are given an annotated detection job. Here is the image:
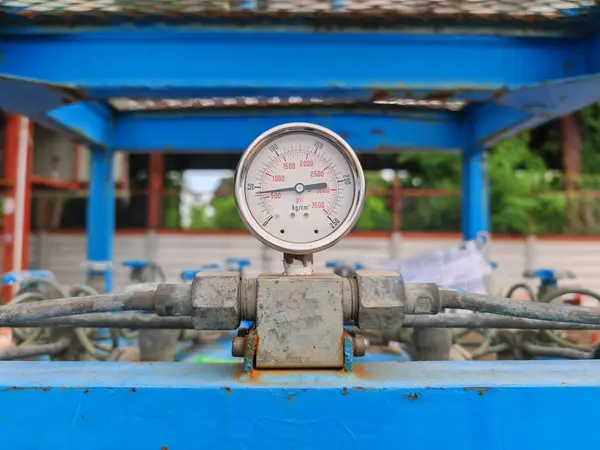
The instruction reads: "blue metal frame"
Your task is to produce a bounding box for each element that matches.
[2,14,600,285]
[86,146,114,292]
[113,109,463,153]
[0,359,598,448]
[0,30,586,100]
[461,143,488,241]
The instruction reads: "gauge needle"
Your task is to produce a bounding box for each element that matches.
[259,182,328,194]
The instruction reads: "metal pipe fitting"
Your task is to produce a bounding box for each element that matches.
[154,283,193,317]
[240,278,257,322]
[404,283,441,315]
[342,277,357,322]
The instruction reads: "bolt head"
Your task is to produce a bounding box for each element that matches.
[232,336,247,358]
[353,335,366,357]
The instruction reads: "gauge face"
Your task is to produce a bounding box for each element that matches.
[234,123,365,254]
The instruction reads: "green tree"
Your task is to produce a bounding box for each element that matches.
[163,171,182,228]
[355,172,392,231]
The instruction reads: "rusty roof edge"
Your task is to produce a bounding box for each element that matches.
[0,8,598,36]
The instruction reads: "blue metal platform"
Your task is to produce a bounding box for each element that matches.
[0,359,597,449]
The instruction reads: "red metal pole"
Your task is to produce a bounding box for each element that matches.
[148,153,164,229]
[2,114,33,302]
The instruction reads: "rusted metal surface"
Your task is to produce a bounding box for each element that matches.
[1,0,595,25]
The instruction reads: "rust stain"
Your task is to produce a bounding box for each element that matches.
[423,90,454,101]
[370,90,391,102]
[288,393,297,402]
[352,363,369,377]
[130,388,136,393]
[370,128,384,135]
[341,387,348,396]
[84,389,89,394]
[160,447,169,450]
[221,387,232,394]
[491,88,506,102]
[464,387,491,396]
[80,415,84,419]
[404,392,422,401]
[4,386,52,392]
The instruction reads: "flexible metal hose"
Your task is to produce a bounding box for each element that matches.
[441,290,600,325]
[537,288,600,352]
[505,283,537,301]
[0,338,70,361]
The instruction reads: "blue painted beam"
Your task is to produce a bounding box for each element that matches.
[0,30,586,100]
[112,109,463,152]
[497,74,600,117]
[46,101,112,146]
[0,360,598,449]
[470,103,549,148]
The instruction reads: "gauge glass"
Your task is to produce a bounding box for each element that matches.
[234,123,365,254]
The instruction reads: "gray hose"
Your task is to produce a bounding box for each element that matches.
[402,314,600,330]
[441,290,600,325]
[539,288,600,304]
[521,342,590,359]
[505,283,537,301]
[9,313,192,329]
[70,284,100,297]
[16,278,69,298]
[0,338,70,360]
[0,290,156,325]
[536,288,600,351]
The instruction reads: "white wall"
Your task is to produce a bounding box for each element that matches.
[22,232,600,295]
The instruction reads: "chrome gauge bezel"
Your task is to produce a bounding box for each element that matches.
[234,122,365,254]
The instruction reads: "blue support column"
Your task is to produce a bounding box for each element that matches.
[85,146,114,292]
[461,144,490,241]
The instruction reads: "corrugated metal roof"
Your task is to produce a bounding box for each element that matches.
[109,97,466,111]
[2,0,595,20]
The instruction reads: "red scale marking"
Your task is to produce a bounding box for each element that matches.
[323,209,329,215]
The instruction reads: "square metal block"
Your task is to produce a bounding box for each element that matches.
[256,274,344,369]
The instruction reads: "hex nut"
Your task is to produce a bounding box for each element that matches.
[232,336,247,358]
[190,271,241,330]
[353,335,366,357]
[355,270,405,330]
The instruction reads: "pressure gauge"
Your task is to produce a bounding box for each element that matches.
[234,123,365,255]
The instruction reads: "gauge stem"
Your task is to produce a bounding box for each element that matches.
[283,253,314,276]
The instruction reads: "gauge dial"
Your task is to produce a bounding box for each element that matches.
[234,123,365,254]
